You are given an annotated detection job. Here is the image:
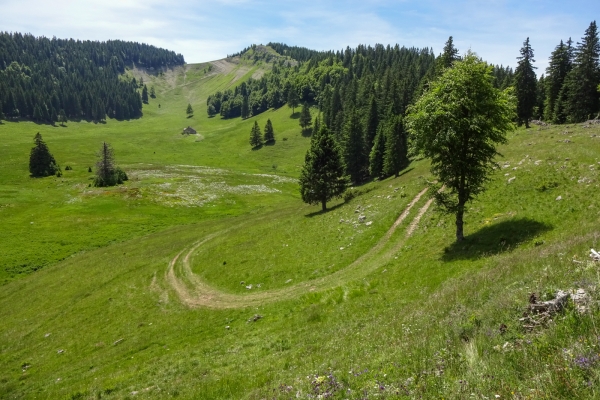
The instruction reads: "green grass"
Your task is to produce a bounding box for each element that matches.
[3,57,600,398]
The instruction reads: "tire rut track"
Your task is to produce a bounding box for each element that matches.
[167,187,432,309]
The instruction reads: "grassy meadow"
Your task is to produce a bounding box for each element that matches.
[2,55,600,399]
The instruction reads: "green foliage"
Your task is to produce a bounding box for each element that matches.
[263,119,275,143]
[383,115,408,177]
[299,102,312,131]
[186,103,193,117]
[141,84,149,104]
[207,104,216,117]
[150,86,156,98]
[514,37,537,127]
[299,125,348,211]
[249,120,263,148]
[342,108,367,184]
[287,89,299,114]
[369,125,386,178]
[0,33,181,124]
[93,142,126,187]
[562,21,600,122]
[439,36,460,70]
[407,53,515,241]
[544,40,572,122]
[29,132,59,177]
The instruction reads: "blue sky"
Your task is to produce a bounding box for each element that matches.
[1,0,598,72]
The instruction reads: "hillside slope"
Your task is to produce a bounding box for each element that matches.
[2,48,600,398]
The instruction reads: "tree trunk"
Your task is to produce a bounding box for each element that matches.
[321,198,327,212]
[525,119,530,129]
[455,205,464,242]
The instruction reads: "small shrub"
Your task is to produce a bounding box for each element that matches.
[282,137,288,141]
[536,180,559,192]
[64,165,72,171]
[88,166,92,173]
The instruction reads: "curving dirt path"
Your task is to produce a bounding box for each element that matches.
[166,188,433,309]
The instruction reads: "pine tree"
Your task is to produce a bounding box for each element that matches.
[342,109,367,184]
[186,103,193,117]
[264,119,275,143]
[369,125,387,178]
[563,21,600,122]
[29,132,60,177]
[313,114,321,136]
[514,37,537,128]
[142,85,149,104]
[287,89,299,115]
[299,102,312,131]
[249,121,263,148]
[299,124,349,211]
[207,104,216,117]
[150,86,156,98]
[383,115,408,177]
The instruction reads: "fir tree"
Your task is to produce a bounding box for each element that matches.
[514,37,537,128]
[563,21,600,122]
[264,119,275,143]
[313,114,321,136]
[58,109,67,126]
[299,125,349,211]
[299,102,312,131]
[29,132,60,177]
[142,85,149,104]
[186,103,193,117]
[383,115,408,178]
[207,104,216,117]
[249,121,263,148]
[369,125,387,178]
[342,109,367,184]
[150,86,156,98]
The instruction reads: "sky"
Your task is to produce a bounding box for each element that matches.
[0,0,598,72]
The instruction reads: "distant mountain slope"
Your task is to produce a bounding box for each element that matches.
[0,32,185,124]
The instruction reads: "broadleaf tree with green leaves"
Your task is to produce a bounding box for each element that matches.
[406,53,515,242]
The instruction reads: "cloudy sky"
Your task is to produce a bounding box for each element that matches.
[0,0,598,72]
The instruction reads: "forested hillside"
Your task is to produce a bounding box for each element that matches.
[208,40,514,184]
[0,33,185,123]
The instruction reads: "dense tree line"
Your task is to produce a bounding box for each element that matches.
[534,21,599,123]
[0,32,184,124]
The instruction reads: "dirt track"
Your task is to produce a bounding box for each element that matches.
[166,188,432,309]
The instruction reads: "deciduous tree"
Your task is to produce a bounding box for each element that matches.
[406,53,515,242]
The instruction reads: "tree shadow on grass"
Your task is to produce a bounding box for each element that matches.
[264,140,276,146]
[304,202,345,218]
[290,112,300,119]
[251,144,263,151]
[441,218,552,261]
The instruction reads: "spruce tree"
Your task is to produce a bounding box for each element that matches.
[150,86,156,98]
[249,121,263,148]
[29,132,60,177]
[299,124,349,211]
[369,125,387,178]
[544,40,572,122]
[313,114,321,136]
[383,115,408,177]
[264,119,275,143]
[94,142,128,187]
[142,85,149,104]
[186,103,193,117]
[563,21,600,122]
[342,109,367,184]
[514,37,537,128]
[299,102,312,131]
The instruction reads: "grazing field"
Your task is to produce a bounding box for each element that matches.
[2,56,600,399]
